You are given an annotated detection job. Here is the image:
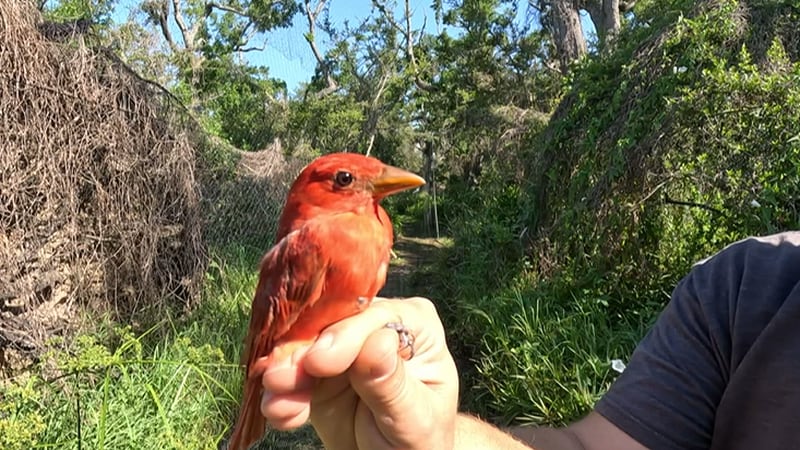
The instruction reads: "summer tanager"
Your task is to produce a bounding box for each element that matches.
[227,152,425,450]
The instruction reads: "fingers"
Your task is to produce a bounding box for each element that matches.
[260,345,315,393]
[349,326,437,448]
[258,345,315,429]
[349,326,407,411]
[259,296,444,432]
[260,389,312,430]
[302,297,441,379]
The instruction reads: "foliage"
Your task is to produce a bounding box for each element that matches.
[17,0,800,439]
[287,92,366,153]
[42,0,116,24]
[428,0,800,425]
[421,0,560,183]
[201,60,289,150]
[0,249,322,449]
[471,286,649,424]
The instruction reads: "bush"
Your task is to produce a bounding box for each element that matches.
[432,0,800,426]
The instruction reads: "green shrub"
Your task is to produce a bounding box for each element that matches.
[433,0,800,426]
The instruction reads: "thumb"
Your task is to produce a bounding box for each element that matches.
[349,326,423,444]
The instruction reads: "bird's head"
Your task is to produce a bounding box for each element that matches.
[277,153,425,236]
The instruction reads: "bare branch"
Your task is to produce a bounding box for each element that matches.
[372,0,432,91]
[231,20,259,52]
[236,44,267,53]
[364,70,392,155]
[372,0,404,34]
[664,194,726,216]
[403,0,415,66]
[303,0,326,64]
[303,0,338,97]
[171,0,190,46]
[206,2,248,16]
[149,0,178,52]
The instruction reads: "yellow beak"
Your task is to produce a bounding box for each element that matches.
[371,164,426,198]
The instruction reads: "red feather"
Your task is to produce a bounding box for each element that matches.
[227,153,424,450]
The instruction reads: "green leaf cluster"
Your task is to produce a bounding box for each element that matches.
[429,0,800,425]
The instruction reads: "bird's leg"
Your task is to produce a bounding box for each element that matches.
[385,322,415,360]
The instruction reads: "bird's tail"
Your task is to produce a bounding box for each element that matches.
[227,378,267,450]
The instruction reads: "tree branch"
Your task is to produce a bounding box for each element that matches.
[206,1,248,16]
[303,0,338,97]
[170,0,191,47]
[664,194,726,216]
[372,0,432,91]
[147,0,178,53]
[231,20,258,52]
[364,70,392,155]
[235,43,267,53]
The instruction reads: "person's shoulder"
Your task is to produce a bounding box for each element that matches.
[694,231,800,268]
[687,231,800,312]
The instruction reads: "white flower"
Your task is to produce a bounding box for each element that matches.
[750,199,761,207]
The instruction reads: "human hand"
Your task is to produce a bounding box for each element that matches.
[259,296,459,450]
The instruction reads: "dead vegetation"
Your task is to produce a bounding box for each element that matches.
[0,2,205,372]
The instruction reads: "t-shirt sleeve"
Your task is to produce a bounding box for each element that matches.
[595,251,736,450]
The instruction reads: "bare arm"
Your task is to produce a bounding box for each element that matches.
[456,411,647,450]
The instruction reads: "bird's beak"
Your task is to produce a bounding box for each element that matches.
[371,164,426,197]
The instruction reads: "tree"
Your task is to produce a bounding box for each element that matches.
[38,0,116,41]
[140,0,298,109]
[417,0,555,183]
[540,0,585,72]
[286,0,422,158]
[535,0,636,72]
[203,59,289,150]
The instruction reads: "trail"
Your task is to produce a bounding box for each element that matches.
[380,235,445,298]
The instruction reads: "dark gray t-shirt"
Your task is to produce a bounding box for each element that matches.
[595,232,800,449]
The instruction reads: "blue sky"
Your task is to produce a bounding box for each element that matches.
[112,0,593,92]
[250,0,440,91]
[112,0,444,90]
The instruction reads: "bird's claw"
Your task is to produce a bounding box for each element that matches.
[385,321,415,360]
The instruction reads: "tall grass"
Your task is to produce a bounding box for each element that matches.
[1,246,322,450]
[468,286,652,425]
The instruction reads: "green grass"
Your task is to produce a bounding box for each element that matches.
[467,286,652,425]
[0,246,323,450]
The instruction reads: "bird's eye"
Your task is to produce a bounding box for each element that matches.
[334,171,354,187]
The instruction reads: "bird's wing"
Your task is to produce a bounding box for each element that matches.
[242,224,329,378]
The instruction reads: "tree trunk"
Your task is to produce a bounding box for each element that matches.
[549,0,587,73]
[581,0,634,51]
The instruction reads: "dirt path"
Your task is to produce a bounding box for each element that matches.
[380,235,445,298]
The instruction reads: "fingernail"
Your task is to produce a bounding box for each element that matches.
[308,333,334,353]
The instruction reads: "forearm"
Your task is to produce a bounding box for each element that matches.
[454,414,585,450]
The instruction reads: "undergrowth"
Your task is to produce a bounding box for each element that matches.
[5,0,799,444]
[0,247,321,450]
[432,0,800,426]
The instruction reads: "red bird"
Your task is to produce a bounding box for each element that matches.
[227,152,425,450]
